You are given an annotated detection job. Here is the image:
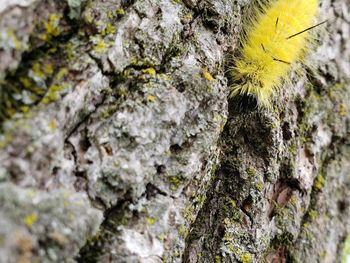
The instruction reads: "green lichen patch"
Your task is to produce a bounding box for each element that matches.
[313,174,325,191]
[0,57,68,129]
[0,30,77,129]
[40,14,62,41]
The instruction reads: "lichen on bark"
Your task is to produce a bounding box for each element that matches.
[0,0,349,262]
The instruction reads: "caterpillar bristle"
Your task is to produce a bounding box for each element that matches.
[229,0,326,109]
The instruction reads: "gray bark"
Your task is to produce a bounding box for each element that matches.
[0,0,349,262]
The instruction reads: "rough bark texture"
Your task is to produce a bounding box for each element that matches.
[0,0,349,262]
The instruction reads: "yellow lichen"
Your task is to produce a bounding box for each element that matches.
[43,63,54,75]
[290,195,297,206]
[94,39,106,53]
[228,199,237,208]
[223,218,231,228]
[20,106,30,113]
[146,217,157,225]
[339,103,347,117]
[169,176,181,188]
[85,13,94,24]
[41,14,62,41]
[142,67,157,77]
[31,63,45,79]
[179,224,186,235]
[256,182,264,191]
[314,174,325,191]
[41,84,65,104]
[55,68,68,80]
[147,95,157,103]
[48,120,58,130]
[20,77,32,88]
[158,234,166,242]
[115,9,125,15]
[183,14,193,21]
[107,10,114,19]
[246,167,257,177]
[308,210,318,221]
[240,253,252,263]
[102,23,117,36]
[24,213,38,227]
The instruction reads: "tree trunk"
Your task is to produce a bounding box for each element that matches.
[0,0,349,262]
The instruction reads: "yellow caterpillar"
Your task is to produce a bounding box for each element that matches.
[230,0,325,107]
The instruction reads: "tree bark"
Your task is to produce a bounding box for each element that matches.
[0,0,349,262]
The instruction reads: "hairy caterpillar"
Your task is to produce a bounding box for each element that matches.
[230,0,326,108]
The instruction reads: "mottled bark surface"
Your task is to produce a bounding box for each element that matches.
[0,0,349,262]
